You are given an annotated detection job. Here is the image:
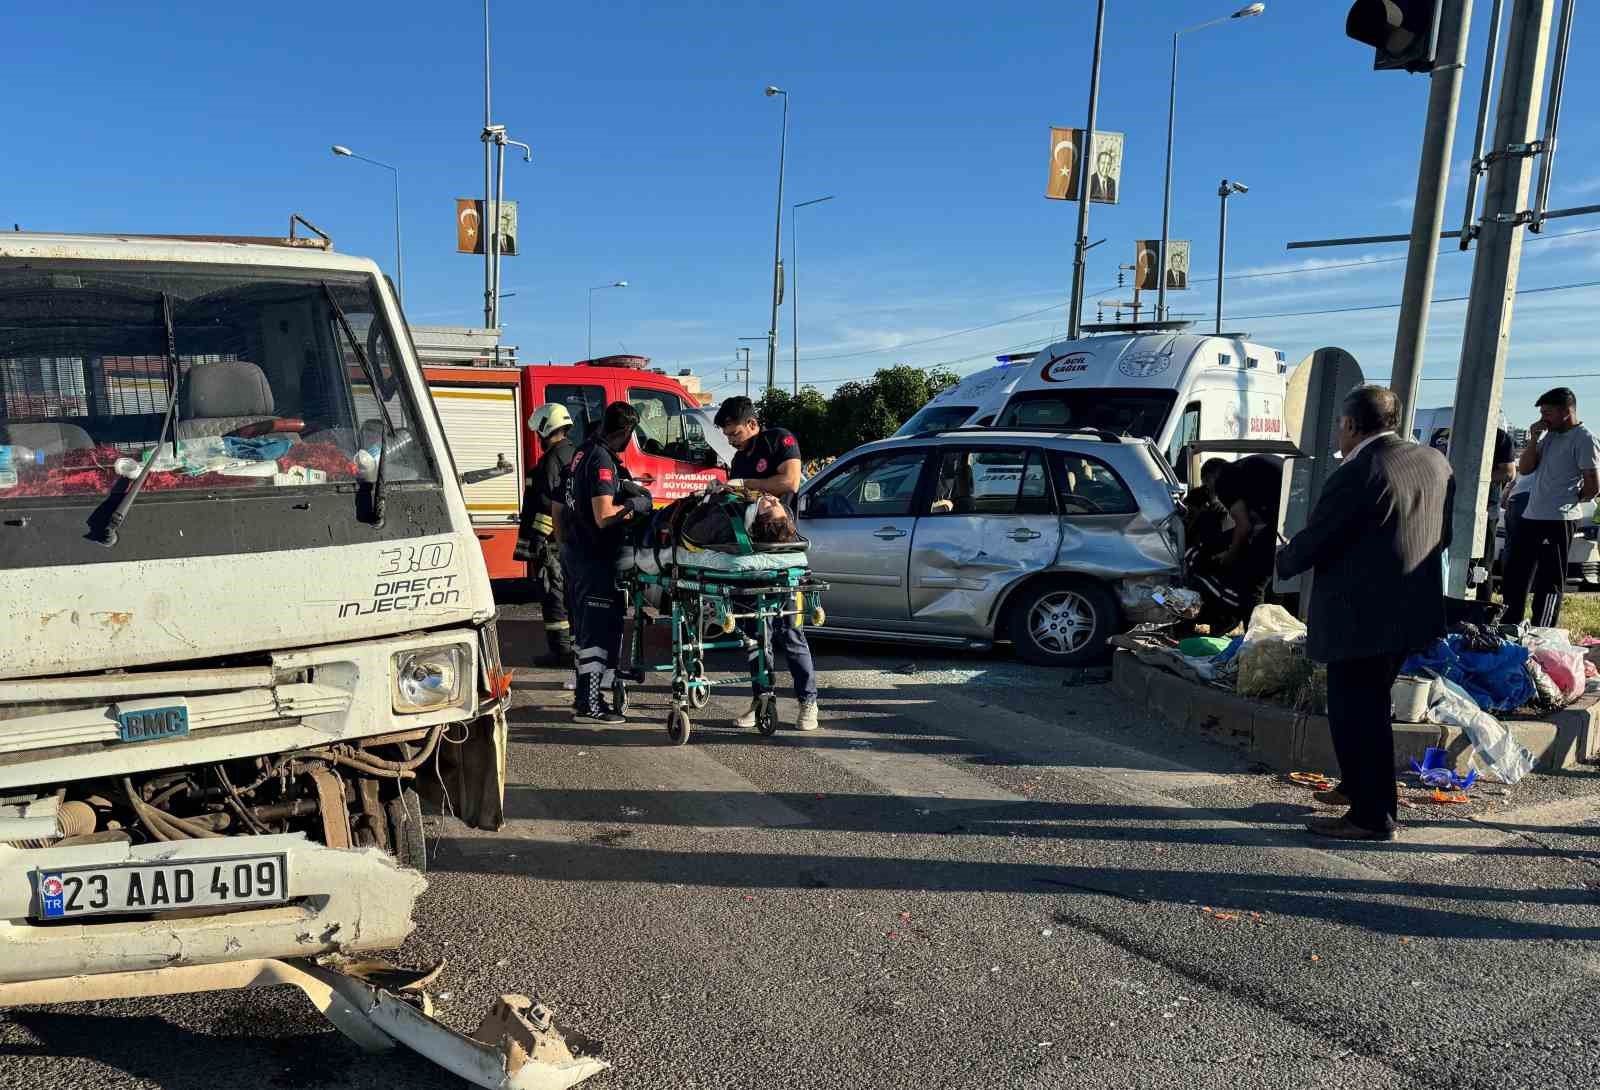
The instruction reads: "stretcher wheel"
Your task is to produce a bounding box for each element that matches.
[756,693,779,737]
[666,706,692,745]
[688,681,710,710]
[612,678,629,717]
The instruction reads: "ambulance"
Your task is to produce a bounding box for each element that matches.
[895,330,1291,481]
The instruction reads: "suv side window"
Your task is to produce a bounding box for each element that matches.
[927,448,1053,516]
[806,449,927,518]
[546,384,605,447]
[1050,451,1138,515]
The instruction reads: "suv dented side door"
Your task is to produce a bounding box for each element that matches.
[907,446,1062,636]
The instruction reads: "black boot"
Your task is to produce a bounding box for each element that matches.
[573,671,624,724]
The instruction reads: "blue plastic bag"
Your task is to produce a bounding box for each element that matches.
[1402,635,1532,713]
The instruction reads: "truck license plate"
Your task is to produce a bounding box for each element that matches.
[34,854,289,920]
[114,701,189,743]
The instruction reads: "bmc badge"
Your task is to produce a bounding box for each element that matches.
[1039,352,1091,383]
[755,459,769,473]
[782,435,795,447]
[597,468,614,482]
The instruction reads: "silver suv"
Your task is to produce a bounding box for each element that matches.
[796,428,1184,666]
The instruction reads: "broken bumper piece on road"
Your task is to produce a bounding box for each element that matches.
[0,956,609,1090]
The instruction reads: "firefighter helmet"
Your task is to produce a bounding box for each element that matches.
[528,402,574,439]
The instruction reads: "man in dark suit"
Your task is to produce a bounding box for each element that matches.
[1276,385,1453,842]
[1089,149,1117,203]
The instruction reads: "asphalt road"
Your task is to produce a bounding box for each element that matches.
[4,601,1599,1089]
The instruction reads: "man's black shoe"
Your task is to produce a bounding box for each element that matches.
[573,707,626,724]
[1305,815,1395,842]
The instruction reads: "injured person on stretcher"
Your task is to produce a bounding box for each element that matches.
[633,485,801,553]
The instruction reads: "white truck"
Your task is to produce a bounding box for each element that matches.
[0,229,605,1088]
[895,331,1291,480]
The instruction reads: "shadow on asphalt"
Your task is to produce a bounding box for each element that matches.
[425,829,1600,942]
[0,1005,417,1088]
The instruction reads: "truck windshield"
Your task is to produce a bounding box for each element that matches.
[995,389,1177,438]
[894,404,976,437]
[0,261,435,503]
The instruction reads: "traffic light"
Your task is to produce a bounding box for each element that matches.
[1346,0,1444,73]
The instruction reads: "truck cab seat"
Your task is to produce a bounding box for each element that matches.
[175,361,278,439]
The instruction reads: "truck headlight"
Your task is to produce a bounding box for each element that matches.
[392,646,468,713]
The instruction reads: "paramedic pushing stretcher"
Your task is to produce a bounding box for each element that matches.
[715,396,819,732]
[565,401,651,723]
[515,403,577,668]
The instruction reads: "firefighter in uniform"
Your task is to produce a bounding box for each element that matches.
[564,401,651,722]
[713,396,820,731]
[515,403,579,668]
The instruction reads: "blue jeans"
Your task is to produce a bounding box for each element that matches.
[742,609,818,704]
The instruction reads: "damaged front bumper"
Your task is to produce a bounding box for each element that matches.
[0,831,424,983]
[0,956,608,1090]
[0,830,607,1088]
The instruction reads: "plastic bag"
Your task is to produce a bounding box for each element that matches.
[1425,676,1534,785]
[1531,648,1584,702]
[1525,657,1563,710]
[1524,628,1584,703]
[1236,605,1308,698]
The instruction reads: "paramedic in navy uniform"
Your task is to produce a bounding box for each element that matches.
[714,396,820,732]
[564,401,650,723]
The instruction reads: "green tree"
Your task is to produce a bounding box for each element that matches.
[826,381,899,455]
[756,385,831,453]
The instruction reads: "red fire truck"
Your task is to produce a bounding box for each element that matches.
[412,327,725,581]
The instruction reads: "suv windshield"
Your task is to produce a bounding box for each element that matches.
[894,403,976,437]
[995,389,1176,438]
[0,261,434,504]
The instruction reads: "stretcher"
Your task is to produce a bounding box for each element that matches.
[614,539,827,745]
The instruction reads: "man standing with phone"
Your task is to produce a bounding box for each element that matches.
[1501,388,1600,628]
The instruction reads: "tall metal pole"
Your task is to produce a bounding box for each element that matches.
[482,0,494,328]
[1445,0,1555,596]
[765,89,789,396]
[1067,0,1107,340]
[1460,0,1507,250]
[791,210,800,395]
[1389,0,1473,438]
[1216,182,1229,334]
[1157,35,1179,323]
[492,136,507,329]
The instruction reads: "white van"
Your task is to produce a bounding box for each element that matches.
[896,333,1290,481]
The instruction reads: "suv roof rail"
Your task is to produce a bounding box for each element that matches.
[935,425,1125,443]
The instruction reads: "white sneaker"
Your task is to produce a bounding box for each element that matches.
[734,699,759,729]
[795,701,819,732]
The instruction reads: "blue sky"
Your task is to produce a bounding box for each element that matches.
[8,1,1600,420]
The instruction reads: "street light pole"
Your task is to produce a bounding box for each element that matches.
[1216,179,1248,334]
[738,337,766,401]
[587,281,628,362]
[1156,4,1265,322]
[1067,0,1105,340]
[791,195,835,395]
[331,145,403,303]
[764,86,789,397]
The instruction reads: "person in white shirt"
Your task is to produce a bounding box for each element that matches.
[1501,388,1600,627]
